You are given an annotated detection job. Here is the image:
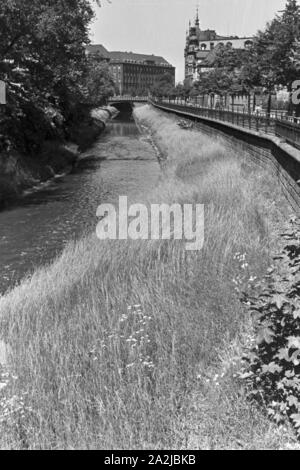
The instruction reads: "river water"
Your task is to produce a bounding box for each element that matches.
[0,110,160,294]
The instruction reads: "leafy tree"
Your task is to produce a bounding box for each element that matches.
[193,45,255,109]
[246,0,300,116]
[151,72,175,98]
[172,80,193,102]
[0,0,111,153]
[291,38,300,71]
[190,1,300,115]
[84,59,116,106]
[1,1,96,107]
[194,67,239,109]
[212,45,251,72]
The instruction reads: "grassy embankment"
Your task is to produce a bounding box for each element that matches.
[0,104,297,449]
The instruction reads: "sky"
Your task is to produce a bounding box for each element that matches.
[90,0,288,82]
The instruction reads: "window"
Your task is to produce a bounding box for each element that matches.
[210,43,215,49]
[244,40,253,50]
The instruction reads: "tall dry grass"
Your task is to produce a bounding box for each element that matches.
[0,105,296,449]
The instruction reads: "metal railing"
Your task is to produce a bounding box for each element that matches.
[108,95,149,103]
[153,98,276,135]
[151,98,300,151]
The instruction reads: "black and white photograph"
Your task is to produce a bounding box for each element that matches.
[0,0,299,452]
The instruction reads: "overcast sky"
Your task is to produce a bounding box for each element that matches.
[90,0,288,82]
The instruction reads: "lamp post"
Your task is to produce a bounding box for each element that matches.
[0,80,6,118]
[0,80,6,103]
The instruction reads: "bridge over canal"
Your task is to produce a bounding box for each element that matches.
[108,96,149,104]
[108,96,149,115]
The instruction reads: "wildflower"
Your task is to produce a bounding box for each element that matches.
[126,363,135,369]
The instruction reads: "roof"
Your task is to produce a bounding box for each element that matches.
[216,35,253,41]
[86,44,110,58]
[108,51,170,66]
[197,29,217,41]
[86,45,172,67]
[190,27,253,43]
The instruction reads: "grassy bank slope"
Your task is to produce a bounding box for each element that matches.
[0,105,296,449]
[0,114,106,210]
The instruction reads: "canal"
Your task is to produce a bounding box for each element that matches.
[0,106,161,294]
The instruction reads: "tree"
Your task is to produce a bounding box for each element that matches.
[84,59,116,106]
[0,0,110,153]
[172,80,193,102]
[246,0,300,116]
[0,1,96,106]
[212,45,251,72]
[193,45,255,109]
[193,1,300,115]
[151,72,175,98]
[195,67,239,109]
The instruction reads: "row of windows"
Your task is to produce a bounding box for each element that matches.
[124,80,155,85]
[199,40,253,50]
[123,68,172,75]
[123,74,169,81]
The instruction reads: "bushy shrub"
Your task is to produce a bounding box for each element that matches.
[241,216,300,435]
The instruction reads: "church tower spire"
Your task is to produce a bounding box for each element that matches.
[195,5,200,27]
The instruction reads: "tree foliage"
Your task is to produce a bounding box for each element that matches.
[84,59,115,106]
[241,217,300,436]
[173,1,300,109]
[0,0,112,154]
[151,72,175,98]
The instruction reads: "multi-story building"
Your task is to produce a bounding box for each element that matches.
[86,45,175,96]
[185,10,254,83]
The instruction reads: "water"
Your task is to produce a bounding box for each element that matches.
[0,113,160,294]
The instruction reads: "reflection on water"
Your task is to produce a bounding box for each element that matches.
[111,122,139,137]
[0,116,160,294]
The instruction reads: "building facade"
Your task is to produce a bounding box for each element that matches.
[185,10,254,83]
[87,45,175,96]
